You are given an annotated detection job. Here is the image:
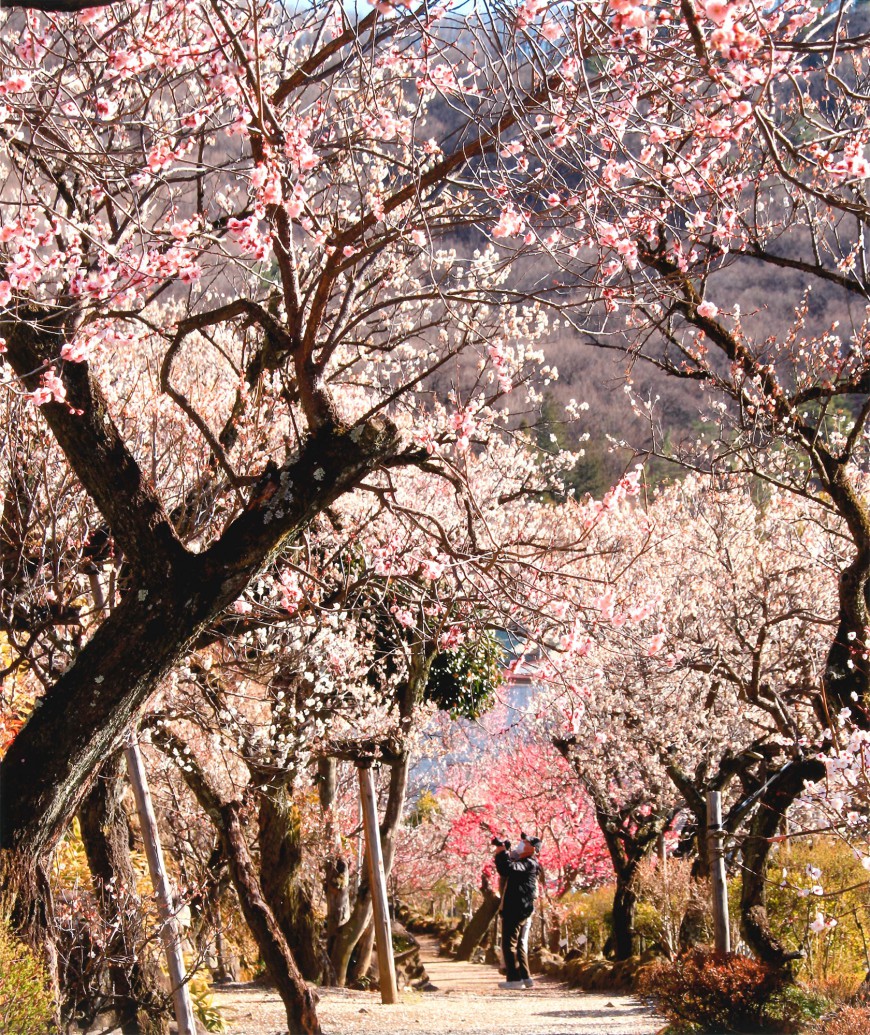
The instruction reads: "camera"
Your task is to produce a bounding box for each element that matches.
[491,836,511,849]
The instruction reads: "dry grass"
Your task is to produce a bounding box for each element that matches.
[810,1005,870,1035]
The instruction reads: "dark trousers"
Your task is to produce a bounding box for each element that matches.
[501,911,532,981]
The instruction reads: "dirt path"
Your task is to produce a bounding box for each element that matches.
[212,934,661,1035]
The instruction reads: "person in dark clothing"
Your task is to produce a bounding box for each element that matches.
[492,835,541,989]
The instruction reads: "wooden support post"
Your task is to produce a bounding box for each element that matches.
[356,793,365,895]
[125,735,198,1035]
[706,791,731,954]
[357,762,399,1004]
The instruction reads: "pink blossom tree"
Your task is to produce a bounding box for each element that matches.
[0,0,564,991]
[392,708,611,958]
[537,469,837,960]
[134,429,588,994]
[508,0,870,735]
[1,0,862,1014]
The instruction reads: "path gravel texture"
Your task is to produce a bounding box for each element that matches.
[212,935,662,1035]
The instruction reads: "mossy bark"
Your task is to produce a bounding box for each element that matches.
[258,788,327,983]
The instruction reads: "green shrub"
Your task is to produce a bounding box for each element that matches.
[0,923,55,1034]
[769,984,831,1028]
[425,632,503,719]
[639,949,790,1033]
[634,902,664,948]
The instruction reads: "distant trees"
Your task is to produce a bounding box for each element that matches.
[540,472,836,962]
[524,0,870,730]
[467,1,870,961]
[392,709,611,960]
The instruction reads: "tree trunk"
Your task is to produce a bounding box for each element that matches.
[810,455,870,728]
[331,880,369,985]
[258,787,326,983]
[553,736,666,962]
[152,730,320,1034]
[609,878,639,961]
[0,402,401,944]
[330,752,409,985]
[186,844,233,980]
[678,879,713,952]
[212,901,239,984]
[485,909,501,966]
[78,751,170,1034]
[591,805,663,961]
[740,758,826,972]
[663,760,712,878]
[328,645,431,986]
[318,758,349,982]
[348,922,375,986]
[221,802,321,1035]
[454,881,500,962]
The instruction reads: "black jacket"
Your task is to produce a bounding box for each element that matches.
[495,850,540,918]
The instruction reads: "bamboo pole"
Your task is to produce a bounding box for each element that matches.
[125,735,198,1034]
[706,791,731,954]
[357,762,398,1004]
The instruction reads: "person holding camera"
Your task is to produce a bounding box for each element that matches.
[491,834,541,990]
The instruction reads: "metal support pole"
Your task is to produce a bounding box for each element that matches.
[357,762,399,1004]
[706,790,731,954]
[125,736,197,1034]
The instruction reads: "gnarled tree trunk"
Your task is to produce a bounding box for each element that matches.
[153,730,321,1035]
[78,751,170,1034]
[0,324,401,949]
[348,922,376,986]
[258,787,327,983]
[222,802,321,1035]
[740,758,826,972]
[554,737,666,962]
[609,879,640,961]
[811,455,870,729]
[454,873,500,962]
[318,757,350,982]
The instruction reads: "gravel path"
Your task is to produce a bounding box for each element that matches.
[212,935,662,1035]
